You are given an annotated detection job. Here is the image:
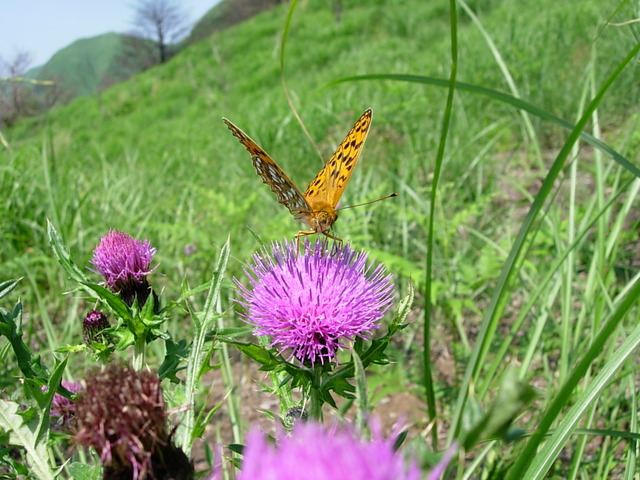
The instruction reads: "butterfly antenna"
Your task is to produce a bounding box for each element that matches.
[336,192,398,211]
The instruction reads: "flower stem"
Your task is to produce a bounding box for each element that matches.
[309,365,324,421]
[132,333,146,370]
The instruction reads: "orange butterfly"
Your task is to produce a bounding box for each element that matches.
[223,109,373,241]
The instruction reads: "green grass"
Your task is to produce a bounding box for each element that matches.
[2,0,640,477]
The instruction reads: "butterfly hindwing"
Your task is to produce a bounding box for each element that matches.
[304,109,373,209]
[223,118,311,221]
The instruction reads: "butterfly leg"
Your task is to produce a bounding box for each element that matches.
[295,230,316,239]
[294,230,316,253]
[294,230,343,243]
[321,231,342,243]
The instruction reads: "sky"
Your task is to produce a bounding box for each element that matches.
[0,0,220,69]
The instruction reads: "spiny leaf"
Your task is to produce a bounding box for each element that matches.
[0,399,60,480]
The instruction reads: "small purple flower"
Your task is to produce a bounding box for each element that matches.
[82,310,110,345]
[43,380,82,430]
[91,230,156,288]
[91,230,158,308]
[235,422,425,480]
[235,239,394,365]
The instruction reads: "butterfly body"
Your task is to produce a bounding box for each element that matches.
[306,205,338,235]
[223,109,372,241]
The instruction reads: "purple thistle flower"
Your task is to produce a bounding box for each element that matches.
[91,230,158,309]
[235,422,425,480]
[235,239,394,365]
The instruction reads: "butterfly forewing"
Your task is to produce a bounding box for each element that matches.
[303,109,373,209]
[223,118,311,221]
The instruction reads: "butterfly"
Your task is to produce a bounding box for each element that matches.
[223,109,373,242]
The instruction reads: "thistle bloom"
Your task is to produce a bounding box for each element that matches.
[234,422,448,480]
[74,363,193,480]
[91,230,158,309]
[235,239,394,365]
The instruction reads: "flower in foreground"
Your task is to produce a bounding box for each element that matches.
[235,239,394,364]
[74,363,193,480]
[233,422,452,480]
[91,230,158,309]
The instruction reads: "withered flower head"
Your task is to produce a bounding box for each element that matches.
[74,363,193,480]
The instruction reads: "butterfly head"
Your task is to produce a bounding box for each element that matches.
[308,207,338,234]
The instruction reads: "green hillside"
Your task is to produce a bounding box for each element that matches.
[34,32,139,97]
[185,0,281,43]
[2,0,640,476]
[4,0,639,299]
[23,65,43,79]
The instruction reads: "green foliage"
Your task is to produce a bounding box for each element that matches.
[184,0,281,45]
[1,0,640,478]
[0,399,59,479]
[0,287,48,382]
[65,463,101,480]
[179,237,230,454]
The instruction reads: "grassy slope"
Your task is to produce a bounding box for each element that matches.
[186,0,233,41]
[184,0,275,44]
[3,0,638,305]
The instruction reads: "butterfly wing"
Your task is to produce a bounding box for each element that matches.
[303,109,373,210]
[223,118,311,222]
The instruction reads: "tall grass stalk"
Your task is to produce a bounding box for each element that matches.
[520,276,640,479]
[455,38,640,452]
[421,0,459,450]
[180,238,230,454]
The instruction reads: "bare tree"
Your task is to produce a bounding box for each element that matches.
[130,0,189,66]
[0,52,36,127]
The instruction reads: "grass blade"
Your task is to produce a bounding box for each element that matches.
[327,75,639,178]
[522,273,640,479]
[422,0,459,449]
[180,237,230,454]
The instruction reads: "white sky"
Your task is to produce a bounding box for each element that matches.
[0,0,220,68]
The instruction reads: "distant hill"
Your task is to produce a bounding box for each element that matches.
[30,32,142,98]
[21,1,281,101]
[23,65,43,80]
[1,1,283,128]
